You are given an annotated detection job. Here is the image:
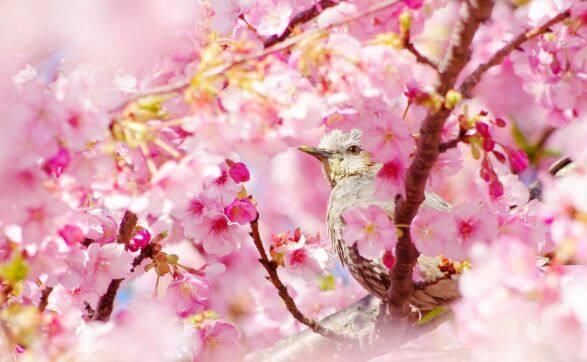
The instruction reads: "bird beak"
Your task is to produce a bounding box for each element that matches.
[297,146,332,160]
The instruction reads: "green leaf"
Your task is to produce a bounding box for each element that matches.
[0,255,29,284]
[416,306,448,325]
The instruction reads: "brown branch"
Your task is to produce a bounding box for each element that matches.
[93,279,123,322]
[459,9,571,97]
[438,137,461,152]
[249,218,354,343]
[405,41,439,71]
[117,210,138,245]
[264,0,338,48]
[92,210,140,322]
[439,127,467,153]
[38,286,53,312]
[130,243,156,272]
[387,0,495,320]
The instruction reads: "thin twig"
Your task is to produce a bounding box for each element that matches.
[264,0,338,48]
[109,80,189,113]
[405,41,439,71]
[249,218,354,343]
[439,128,467,153]
[110,0,401,114]
[387,0,496,320]
[438,138,461,152]
[459,9,571,97]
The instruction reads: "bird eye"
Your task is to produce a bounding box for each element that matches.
[346,145,361,154]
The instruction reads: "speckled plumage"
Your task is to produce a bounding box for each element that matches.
[305,129,459,313]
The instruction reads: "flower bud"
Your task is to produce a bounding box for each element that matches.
[444,90,462,109]
[489,180,504,199]
[475,122,490,137]
[228,162,250,183]
[399,11,412,35]
[506,148,529,173]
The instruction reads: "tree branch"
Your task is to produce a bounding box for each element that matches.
[404,41,439,71]
[459,9,571,97]
[264,0,338,48]
[439,127,467,153]
[93,210,138,322]
[116,210,138,245]
[93,279,123,322]
[249,218,354,343]
[387,0,495,320]
[38,286,53,312]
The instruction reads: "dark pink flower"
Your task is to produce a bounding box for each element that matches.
[129,228,151,251]
[506,148,529,173]
[489,180,504,199]
[374,158,407,199]
[58,224,85,246]
[42,147,71,177]
[228,162,250,183]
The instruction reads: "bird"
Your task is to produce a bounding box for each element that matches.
[298,128,460,316]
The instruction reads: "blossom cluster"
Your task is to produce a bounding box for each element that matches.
[0,0,586,360]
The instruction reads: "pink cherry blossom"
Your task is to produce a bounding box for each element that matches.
[452,202,499,258]
[58,225,85,246]
[166,273,210,317]
[412,208,458,259]
[244,0,293,37]
[283,243,329,280]
[374,157,408,200]
[2,1,587,359]
[42,147,71,178]
[342,205,396,259]
[190,213,245,257]
[84,243,133,294]
[194,320,241,362]
[224,198,258,225]
[361,111,414,163]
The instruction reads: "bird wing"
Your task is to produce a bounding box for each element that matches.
[423,191,453,212]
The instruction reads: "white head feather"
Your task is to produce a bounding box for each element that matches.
[318,129,363,153]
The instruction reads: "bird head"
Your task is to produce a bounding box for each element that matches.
[298,129,377,187]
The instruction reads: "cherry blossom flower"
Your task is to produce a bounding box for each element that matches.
[84,243,133,294]
[224,198,258,225]
[412,208,458,259]
[42,147,71,178]
[362,111,414,163]
[190,213,245,257]
[166,273,210,317]
[452,202,499,259]
[244,0,292,37]
[193,320,240,362]
[58,225,85,246]
[374,156,408,200]
[271,230,330,280]
[342,205,396,259]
